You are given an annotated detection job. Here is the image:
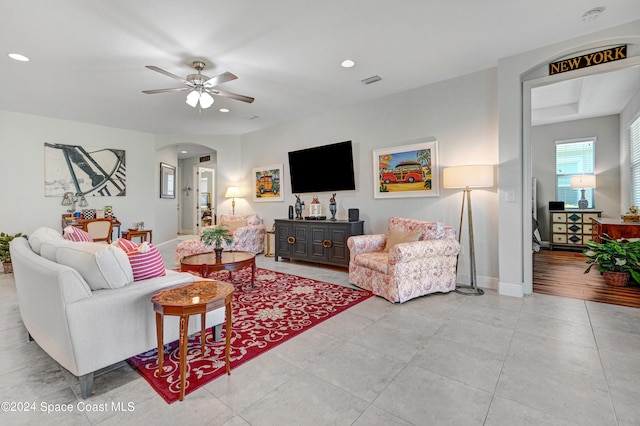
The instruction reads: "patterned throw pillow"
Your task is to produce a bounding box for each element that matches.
[63,226,93,242]
[124,242,166,281]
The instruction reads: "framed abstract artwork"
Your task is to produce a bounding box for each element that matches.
[373,140,439,199]
[160,162,176,199]
[44,142,126,197]
[253,164,284,202]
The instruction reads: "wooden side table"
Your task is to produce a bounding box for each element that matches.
[122,229,153,243]
[151,280,234,401]
[265,231,275,257]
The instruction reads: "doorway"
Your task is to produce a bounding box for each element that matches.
[197,166,216,232]
[522,55,640,295]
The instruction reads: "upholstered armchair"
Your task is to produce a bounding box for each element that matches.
[347,217,460,303]
[175,214,266,264]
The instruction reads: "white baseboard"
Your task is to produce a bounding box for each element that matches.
[498,281,524,298]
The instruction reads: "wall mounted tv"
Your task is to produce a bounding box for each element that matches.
[288,141,356,193]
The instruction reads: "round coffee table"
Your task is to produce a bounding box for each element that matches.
[180,250,256,287]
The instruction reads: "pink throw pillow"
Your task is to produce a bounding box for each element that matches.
[125,242,166,281]
[113,238,139,252]
[63,226,93,242]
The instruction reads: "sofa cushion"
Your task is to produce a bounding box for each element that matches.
[383,228,421,252]
[28,227,64,255]
[220,219,248,234]
[220,214,261,226]
[56,242,134,290]
[354,252,389,274]
[40,239,76,262]
[63,226,93,242]
[125,242,166,282]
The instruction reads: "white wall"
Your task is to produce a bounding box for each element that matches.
[498,19,640,296]
[241,68,500,288]
[0,110,158,238]
[532,115,621,241]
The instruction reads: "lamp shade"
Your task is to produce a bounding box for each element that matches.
[186,90,200,107]
[570,175,596,189]
[225,186,241,198]
[443,165,494,189]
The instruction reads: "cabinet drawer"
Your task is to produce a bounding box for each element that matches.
[567,236,583,245]
[552,213,567,223]
[583,213,600,222]
[553,234,567,243]
[552,224,567,233]
[583,224,592,234]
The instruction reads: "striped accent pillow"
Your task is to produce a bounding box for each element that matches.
[125,242,166,281]
[113,238,139,252]
[63,226,93,242]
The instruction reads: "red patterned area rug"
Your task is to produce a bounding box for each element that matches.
[127,267,372,403]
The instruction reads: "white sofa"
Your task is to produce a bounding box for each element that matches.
[9,228,225,398]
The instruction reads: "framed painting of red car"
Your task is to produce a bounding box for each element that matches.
[373,139,439,199]
[253,164,284,202]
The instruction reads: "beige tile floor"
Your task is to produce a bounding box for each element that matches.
[0,241,639,425]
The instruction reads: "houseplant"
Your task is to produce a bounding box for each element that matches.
[0,232,27,274]
[201,225,233,259]
[584,236,640,286]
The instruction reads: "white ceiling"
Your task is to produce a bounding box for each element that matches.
[531,65,640,126]
[1,1,639,137]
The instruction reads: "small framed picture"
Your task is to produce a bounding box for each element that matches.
[253,164,284,202]
[160,162,176,199]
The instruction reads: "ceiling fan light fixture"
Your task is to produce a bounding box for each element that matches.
[186,90,200,107]
[199,92,214,109]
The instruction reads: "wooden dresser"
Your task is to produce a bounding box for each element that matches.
[549,210,601,250]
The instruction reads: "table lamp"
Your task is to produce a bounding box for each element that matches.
[225,186,241,215]
[570,175,596,209]
[442,165,494,295]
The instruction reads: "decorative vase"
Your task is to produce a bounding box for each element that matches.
[214,247,224,260]
[329,202,337,221]
[604,271,629,287]
[2,262,12,274]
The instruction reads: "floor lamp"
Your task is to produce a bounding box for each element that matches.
[225,186,241,215]
[443,165,494,295]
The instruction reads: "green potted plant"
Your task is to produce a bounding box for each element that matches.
[584,236,640,286]
[201,224,233,259]
[0,232,27,274]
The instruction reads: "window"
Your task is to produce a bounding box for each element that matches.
[555,139,595,208]
[630,115,640,207]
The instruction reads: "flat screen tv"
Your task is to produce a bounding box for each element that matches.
[288,141,356,193]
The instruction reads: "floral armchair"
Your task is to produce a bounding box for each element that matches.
[347,217,460,303]
[175,214,266,265]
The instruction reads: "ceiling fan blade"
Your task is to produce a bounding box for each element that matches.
[208,88,255,103]
[145,65,190,85]
[203,71,238,87]
[142,87,191,94]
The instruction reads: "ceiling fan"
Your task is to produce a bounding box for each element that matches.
[142,61,254,109]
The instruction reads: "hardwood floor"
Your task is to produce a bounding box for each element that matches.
[533,248,640,308]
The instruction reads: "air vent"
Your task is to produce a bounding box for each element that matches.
[361,75,382,85]
[199,155,211,163]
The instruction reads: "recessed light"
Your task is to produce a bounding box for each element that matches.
[219,108,230,113]
[180,150,188,154]
[581,7,605,22]
[8,53,29,62]
[341,59,355,68]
